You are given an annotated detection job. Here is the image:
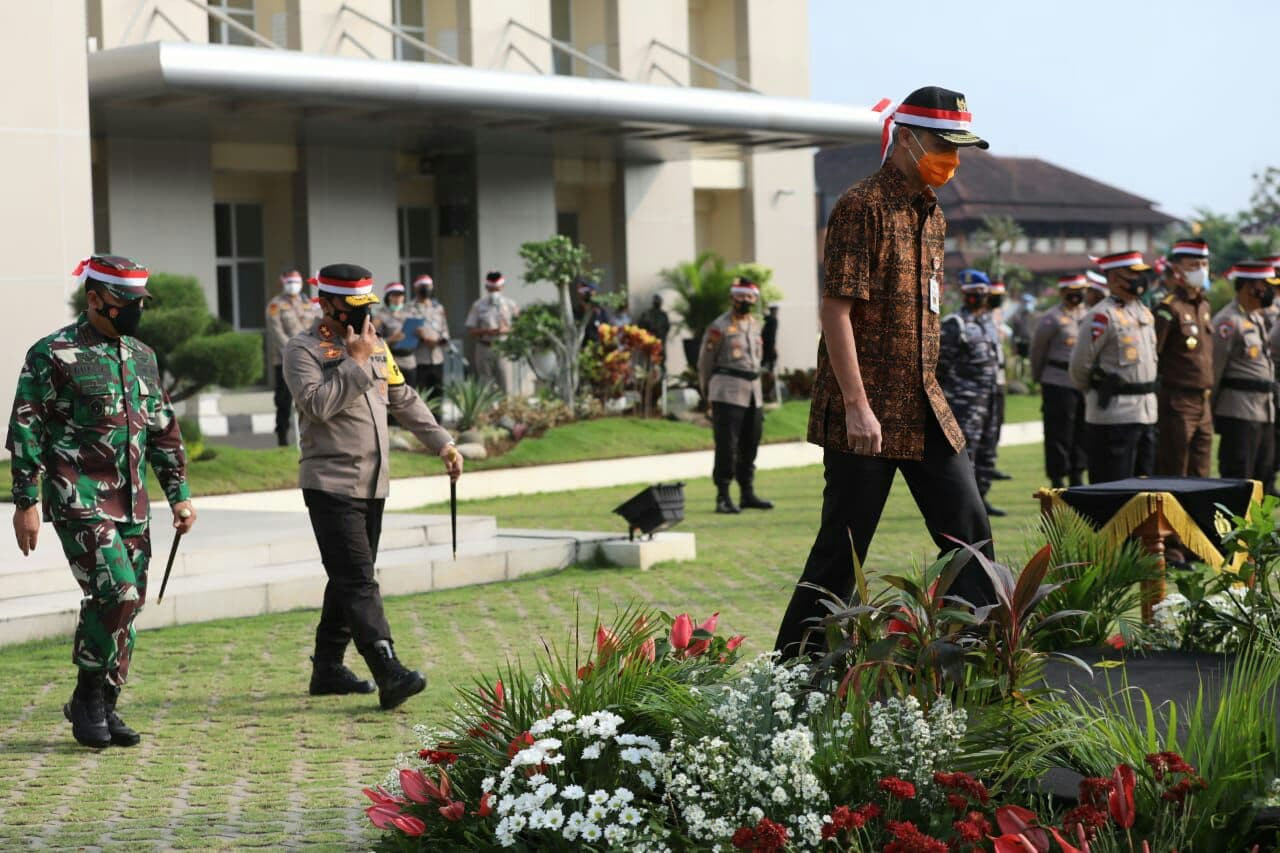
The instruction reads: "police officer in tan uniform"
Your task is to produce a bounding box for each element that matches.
[283,263,462,711]
[1083,271,1108,308]
[1068,251,1159,483]
[1211,261,1280,480]
[408,274,450,403]
[1153,239,1215,476]
[375,281,416,382]
[466,271,520,394]
[266,269,315,446]
[1029,274,1089,487]
[698,278,772,514]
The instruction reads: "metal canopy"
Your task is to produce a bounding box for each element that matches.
[87,42,882,150]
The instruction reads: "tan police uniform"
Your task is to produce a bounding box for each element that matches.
[698,306,767,510]
[1153,290,1214,476]
[408,297,449,402]
[1212,299,1275,479]
[1029,300,1086,486]
[1068,296,1158,482]
[466,292,519,394]
[267,292,316,445]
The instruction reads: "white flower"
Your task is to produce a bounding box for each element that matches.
[619,806,642,826]
[581,823,603,842]
[561,784,585,800]
[638,770,656,789]
[609,788,635,807]
[588,789,610,806]
[566,811,587,830]
[481,776,496,793]
[770,785,789,804]
[587,804,608,822]
[604,824,626,843]
[535,782,557,802]
[542,806,565,830]
[620,747,646,765]
[527,773,548,787]
[581,743,603,760]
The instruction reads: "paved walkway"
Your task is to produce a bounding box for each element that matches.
[198,421,1044,513]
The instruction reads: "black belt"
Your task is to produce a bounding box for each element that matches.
[1222,377,1274,393]
[713,367,759,381]
[1047,359,1069,370]
[1092,381,1156,395]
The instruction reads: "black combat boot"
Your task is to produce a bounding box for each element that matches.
[362,641,426,710]
[714,486,740,515]
[739,485,774,510]
[101,681,141,747]
[1050,476,1064,489]
[991,469,1012,481]
[983,499,1007,518]
[63,669,111,749]
[1069,470,1085,487]
[310,654,376,696]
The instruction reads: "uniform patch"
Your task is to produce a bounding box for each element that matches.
[1065,336,1076,347]
[1090,313,1109,341]
[384,350,406,386]
[1218,322,1234,340]
[268,303,280,317]
[318,324,333,340]
[322,346,342,359]
[1250,345,1260,359]
[1155,307,1173,321]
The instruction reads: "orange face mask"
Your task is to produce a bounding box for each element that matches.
[906,129,960,188]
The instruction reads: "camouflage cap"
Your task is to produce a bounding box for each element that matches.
[74,255,151,300]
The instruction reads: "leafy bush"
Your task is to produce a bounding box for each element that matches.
[518,236,604,406]
[168,332,263,403]
[494,301,564,387]
[662,253,781,346]
[445,378,504,432]
[490,396,574,440]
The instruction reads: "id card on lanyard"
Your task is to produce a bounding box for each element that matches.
[928,256,942,314]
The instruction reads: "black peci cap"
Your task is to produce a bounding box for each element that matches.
[893,86,989,150]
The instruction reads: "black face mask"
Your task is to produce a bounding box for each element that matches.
[337,305,372,333]
[732,300,753,315]
[1063,292,1084,307]
[1120,273,1150,298]
[414,285,432,300]
[1259,285,1277,309]
[963,293,985,311]
[99,299,143,337]
[986,294,1005,309]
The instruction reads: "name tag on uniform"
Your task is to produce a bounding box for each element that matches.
[929,277,940,314]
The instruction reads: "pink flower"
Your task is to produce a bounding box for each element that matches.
[399,768,434,804]
[439,800,465,821]
[365,804,403,830]
[726,634,745,651]
[670,613,693,650]
[391,813,426,836]
[634,637,656,663]
[362,786,405,808]
[686,612,720,657]
[596,625,620,658]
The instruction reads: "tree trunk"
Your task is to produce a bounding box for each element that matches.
[557,283,578,406]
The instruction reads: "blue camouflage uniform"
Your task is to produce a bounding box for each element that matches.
[938,306,998,490]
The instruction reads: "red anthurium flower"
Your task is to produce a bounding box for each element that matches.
[391,813,426,836]
[1109,764,1136,828]
[362,786,406,807]
[399,769,433,804]
[1106,634,1126,650]
[474,792,494,817]
[635,637,656,663]
[670,613,693,650]
[1047,827,1083,853]
[366,804,404,829]
[596,625,620,657]
[633,614,648,630]
[699,612,720,633]
[439,800,466,821]
[577,661,594,680]
[726,634,745,651]
[994,805,1049,853]
[507,731,535,759]
[991,834,1039,853]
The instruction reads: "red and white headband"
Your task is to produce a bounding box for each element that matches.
[413,274,434,286]
[731,282,760,298]
[1228,264,1277,280]
[280,272,303,285]
[73,258,149,289]
[1057,275,1088,288]
[309,273,374,296]
[384,282,405,295]
[485,276,506,287]
[1089,252,1145,271]
[1086,271,1108,290]
[1171,241,1209,258]
[872,98,974,164]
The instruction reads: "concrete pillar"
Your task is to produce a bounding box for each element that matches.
[290,0,393,58]
[301,145,399,279]
[744,0,818,370]
[105,138,218,307]
[461,0,553,73]
[473,139,558,307]
[0,3,95,445]
[92,0,208,49]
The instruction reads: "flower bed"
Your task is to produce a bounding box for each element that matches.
[362,509,1280,851]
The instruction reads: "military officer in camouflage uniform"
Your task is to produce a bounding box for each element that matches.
[408,274,450,405]
[266,269,314,446]
[1029,274,1089,487]
[1069,251,1159,483]
[698,278,773,514]
[466,271,519,394]
[1153,239,1215,477]
[7,254,195,749]
[284,263,462,711]
[979,280,1012,488]
[1211,261,1280,480]
[938,269,1000,512]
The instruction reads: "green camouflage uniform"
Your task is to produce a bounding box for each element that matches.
[7,313,189,684]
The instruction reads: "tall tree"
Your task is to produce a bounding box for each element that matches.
[972,215,1024,281]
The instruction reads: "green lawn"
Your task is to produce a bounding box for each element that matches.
[0,442,1047,849]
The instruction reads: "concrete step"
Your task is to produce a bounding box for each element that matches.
[0,511,497,600]
[0,533,583,648]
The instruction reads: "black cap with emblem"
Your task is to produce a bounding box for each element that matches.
[892,86,990,149]
[310,263,380,306]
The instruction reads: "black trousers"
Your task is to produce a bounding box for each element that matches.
[303,489,392,659]
[1087,423,1156,484]
[416,363,444,404]
[1042,383,1087,482]
[1218,416,1275,480]
[273,365,293,443]
[711,401,763,491]
[773,415,995,659]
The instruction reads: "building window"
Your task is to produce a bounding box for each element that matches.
[556,211,580,244]
[208,0,256,47]
[550,0,572,75]
[214,202,267,331]
[392,0,426,61]
[398,206,434,283]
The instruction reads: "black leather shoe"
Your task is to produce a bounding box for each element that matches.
[101,682,140,747]
[991,469,1013,481]
[63,670,111,749]
[984,500,1007,518]
[363,641,426,711]
[715,494,740,514]
[739,491,774,510]
[310,656,376,696]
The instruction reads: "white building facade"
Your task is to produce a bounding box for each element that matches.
[2,1,881,425]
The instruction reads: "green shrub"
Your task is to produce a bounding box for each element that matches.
[168,332,264,401]
[445,378,504,431]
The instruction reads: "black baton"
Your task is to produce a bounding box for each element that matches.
[156,508,192,604]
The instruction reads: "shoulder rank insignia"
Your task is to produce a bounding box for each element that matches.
[1217,322,1234,340]
[268,303,280,317]
[384,350,406,386]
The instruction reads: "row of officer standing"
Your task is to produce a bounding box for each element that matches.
[266,269,523,444]
[1030,241,1280,486]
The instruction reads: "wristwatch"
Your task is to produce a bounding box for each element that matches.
[14,495,37,510]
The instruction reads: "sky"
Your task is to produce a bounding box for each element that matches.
[808,0,1280,221]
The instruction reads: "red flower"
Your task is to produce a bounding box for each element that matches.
[362,786,406,807]
[947,793,969,810]
[1061,805,1109,841]
[577,661,594,680]
[670,613,693,650]
[391,814,426,836]
[884,820,947,853]
[686,612,720,657]
[731,827,755,849]
[726,634,746,651]
[935,770,990,806]
[878,776,917,800]
[1161,775,1207,807]
[365,803,403,830]
[474,792,494,817]
[1145,750,1194,782]
[1077,776,1114,810]
[634,637,656,664]
[596,625,620,658]
[731,818,789,852]
[1108,764,1136,829]
[506,731,535,759]
[994,805,1049,853]
[1106,634,1126,649]
[399,768,434,804]
[419,748,459,765]
[858,802,882,821]
[952,810,990,842]
[438,800,465,821]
